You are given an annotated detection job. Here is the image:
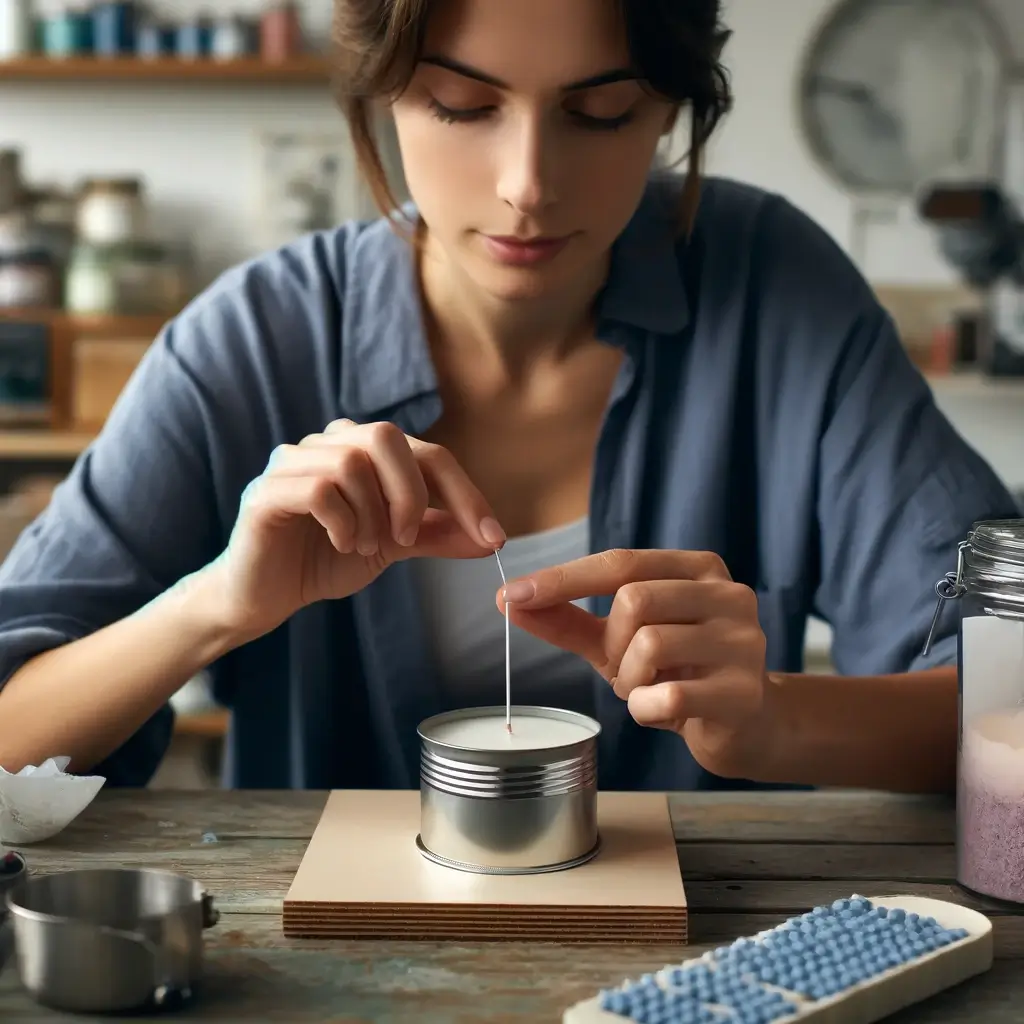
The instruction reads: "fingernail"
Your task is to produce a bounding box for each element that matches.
[503,580,535,604]
[479,517,506,546]
[357,540,377,556]
[397,527,418,547]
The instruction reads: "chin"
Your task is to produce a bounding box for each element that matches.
[473,266,564,302]
[467,248,584,303]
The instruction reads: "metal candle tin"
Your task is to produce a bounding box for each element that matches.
[416,705,601,875]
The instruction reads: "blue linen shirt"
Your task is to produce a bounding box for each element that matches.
[0,173,1017,791]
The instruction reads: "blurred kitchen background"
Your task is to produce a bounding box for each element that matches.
[1,0,1023,786]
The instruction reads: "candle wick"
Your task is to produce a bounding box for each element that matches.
[495,551,511,734]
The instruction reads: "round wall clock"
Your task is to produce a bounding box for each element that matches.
[798,0,1008,195]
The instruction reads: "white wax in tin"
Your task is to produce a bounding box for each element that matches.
[424,712,597,751]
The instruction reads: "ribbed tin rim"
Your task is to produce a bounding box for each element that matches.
[414,833,602,874]
[421,748,596,799]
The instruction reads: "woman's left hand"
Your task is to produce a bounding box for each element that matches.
[497,548,776,780]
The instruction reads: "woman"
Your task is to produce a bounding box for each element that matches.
[0,0,1015,794]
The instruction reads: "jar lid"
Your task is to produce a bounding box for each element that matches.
[964,518,1024,592]
[79,178,143,197]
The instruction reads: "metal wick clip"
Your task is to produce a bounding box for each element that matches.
[921,540,969,658]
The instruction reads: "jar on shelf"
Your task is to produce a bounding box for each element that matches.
[135,18,166,59]
[65,241,118,314]
[211,14,249,61]
[41,3,92,57]
[0,248,58,309]
[92,0,136,56]
[176,13,212,60]
[0,0,31,60]
[0,148,23,213]
[929,520,1024,905]
[76,177,144,246]
[113,240,189,313]
[260,1,301,62]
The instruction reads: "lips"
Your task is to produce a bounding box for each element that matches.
[480,233,571,266]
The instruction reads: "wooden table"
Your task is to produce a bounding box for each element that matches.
[1,790,1021,1022]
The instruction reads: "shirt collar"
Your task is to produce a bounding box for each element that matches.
[339,173,691,420]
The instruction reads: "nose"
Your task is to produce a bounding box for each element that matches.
[495,110,558,216]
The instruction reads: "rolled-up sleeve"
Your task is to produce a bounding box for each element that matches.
[813,308,1020,675]
[0,314,227,785]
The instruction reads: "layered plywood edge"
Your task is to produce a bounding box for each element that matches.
[282,790,687,944]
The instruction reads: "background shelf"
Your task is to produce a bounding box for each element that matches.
[0,55,330,84]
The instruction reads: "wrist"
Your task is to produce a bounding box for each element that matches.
[748,671,794,784]
[170,562,257,658]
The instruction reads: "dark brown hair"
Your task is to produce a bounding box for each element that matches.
[332,0,732,234]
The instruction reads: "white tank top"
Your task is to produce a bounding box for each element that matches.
[410,516,597,717]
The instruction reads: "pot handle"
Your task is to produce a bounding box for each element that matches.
[201,891,220,929]
[0,918,11,978]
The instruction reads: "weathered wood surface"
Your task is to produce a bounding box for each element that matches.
[0,790,1019,1022]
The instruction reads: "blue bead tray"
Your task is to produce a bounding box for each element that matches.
[562,895,992,1024]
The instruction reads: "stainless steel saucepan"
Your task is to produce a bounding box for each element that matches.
[0,861,220,1014]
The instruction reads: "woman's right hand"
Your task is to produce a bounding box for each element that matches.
[203,419,505,644]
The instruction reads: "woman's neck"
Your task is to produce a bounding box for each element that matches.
[417,230,607,382]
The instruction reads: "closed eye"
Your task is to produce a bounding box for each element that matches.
[428,99,494,124]
[428,99,635,131]
[569,110,635,131]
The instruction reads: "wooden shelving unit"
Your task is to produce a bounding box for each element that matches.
[0,55,330,84]
[0,429,94,459]
[174,708,229,738]
[0,309,175,459]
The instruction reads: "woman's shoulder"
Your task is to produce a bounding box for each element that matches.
[179,214,406,330]
[692,174,880,316]
[641,172,889,366]
[159,213,414,380]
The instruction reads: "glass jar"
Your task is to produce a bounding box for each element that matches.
[0,249,57,309]
[76,178,144,246]
[933,520,1024,904]
[65,242,118,314]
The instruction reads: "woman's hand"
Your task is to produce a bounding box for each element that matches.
[497,548,776,780]
[208,419,505,643]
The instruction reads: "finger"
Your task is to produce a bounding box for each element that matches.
[300,425,506,552]
[400,509,504,561]
[612,619,765,698]
[293,425,429,547]
[604,579,754,680]
[506,548,732,609]
[626,673,762,728]
[354,422,430,547]
[503,603,609,674]
[243,475,356,553]
[331,447,389,556]
[264,442,389,556]
[408,438,506,550]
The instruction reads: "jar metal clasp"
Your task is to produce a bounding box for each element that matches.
[921,539,969,657]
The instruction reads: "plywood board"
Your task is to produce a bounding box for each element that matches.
[283,790,687,943]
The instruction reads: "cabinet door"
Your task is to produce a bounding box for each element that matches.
[71,336,151,430]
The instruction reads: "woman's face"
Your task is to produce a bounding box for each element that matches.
[390,0,676,303]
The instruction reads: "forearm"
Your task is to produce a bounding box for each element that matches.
[0,568,240,776]
[760,667,958,794]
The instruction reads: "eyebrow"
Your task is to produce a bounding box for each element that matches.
[419,55,637,92]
